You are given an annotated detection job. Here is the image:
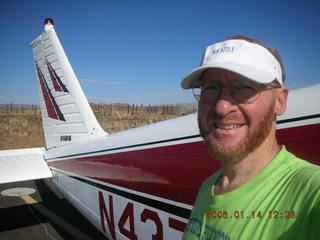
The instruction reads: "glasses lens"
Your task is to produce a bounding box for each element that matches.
[231,83,260,103]
[201,84,220,103]
[194,82,262,103]
[192,87,201,102]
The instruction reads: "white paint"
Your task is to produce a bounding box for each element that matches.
[52,169,188,239]
[0,148,52,184]
[30,22,107,149]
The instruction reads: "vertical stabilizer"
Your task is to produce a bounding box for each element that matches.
[30,18,107,149]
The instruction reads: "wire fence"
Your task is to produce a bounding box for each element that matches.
[0,103,197,116]
[90,103,197,116]
[0,104,40,114]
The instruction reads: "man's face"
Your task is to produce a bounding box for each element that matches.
[198,69,287,166]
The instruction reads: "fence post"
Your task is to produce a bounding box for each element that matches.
[101,104,105,121]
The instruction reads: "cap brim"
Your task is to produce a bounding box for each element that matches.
[181,63,276,89]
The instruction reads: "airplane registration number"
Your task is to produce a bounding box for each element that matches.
[98,191,187,240]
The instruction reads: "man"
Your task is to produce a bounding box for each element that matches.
[181,36,320,240]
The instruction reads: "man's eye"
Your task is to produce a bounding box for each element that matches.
[234,84,254,90]
[203,85,220,91]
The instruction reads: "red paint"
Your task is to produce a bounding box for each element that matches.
[276,123,320,165]
[46,60,63,92]
[169,217,187,232]
[44,18,54,25]
[50,141,216,205]
[49,123,320,205]
[36,65,59,120]
[99,192,116,239]
[141,209,163,240]
[118,202,138,240]
[99,192,184,239]
[46,60,68,93]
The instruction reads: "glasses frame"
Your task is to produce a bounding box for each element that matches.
[192,81,280,104]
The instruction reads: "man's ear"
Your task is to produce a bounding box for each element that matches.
[275,87,288,116]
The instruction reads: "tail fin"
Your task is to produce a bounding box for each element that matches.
[30,18,107,149]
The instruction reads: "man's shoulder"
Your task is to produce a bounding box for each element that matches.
[294,162,320,188]
[284,150,320,192]
[282,148,320,171]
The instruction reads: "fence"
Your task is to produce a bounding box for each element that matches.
[0,103,197,116]
[0,104,40,114]
[90,103,197,116]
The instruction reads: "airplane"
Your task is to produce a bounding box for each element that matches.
[0,18,319,240]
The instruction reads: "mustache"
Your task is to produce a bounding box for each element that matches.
[208,113,246,123]
[202,115,246,134]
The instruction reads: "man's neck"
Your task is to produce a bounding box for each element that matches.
[214,136,280,195]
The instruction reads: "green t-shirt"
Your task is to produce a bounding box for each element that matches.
[183,147,320,240]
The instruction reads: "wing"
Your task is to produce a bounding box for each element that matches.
[0,147,52,184]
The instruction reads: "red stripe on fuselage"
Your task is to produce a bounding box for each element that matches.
[48,123,320,205]
[277,123,320,165]
[50,141,217,205]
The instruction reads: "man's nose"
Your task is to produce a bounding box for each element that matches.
[213,87,236,117]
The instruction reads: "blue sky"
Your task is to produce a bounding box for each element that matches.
[1,0,319,105]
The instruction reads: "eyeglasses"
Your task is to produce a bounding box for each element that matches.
[193,81,278,104]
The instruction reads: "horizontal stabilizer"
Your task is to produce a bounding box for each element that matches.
[0,148,52,184]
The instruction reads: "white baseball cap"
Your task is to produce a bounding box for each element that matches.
[181,39,283,89]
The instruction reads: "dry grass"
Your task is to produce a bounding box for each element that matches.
[0,112,45,150]
[0,110,184,150]
[98,110,180,133]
